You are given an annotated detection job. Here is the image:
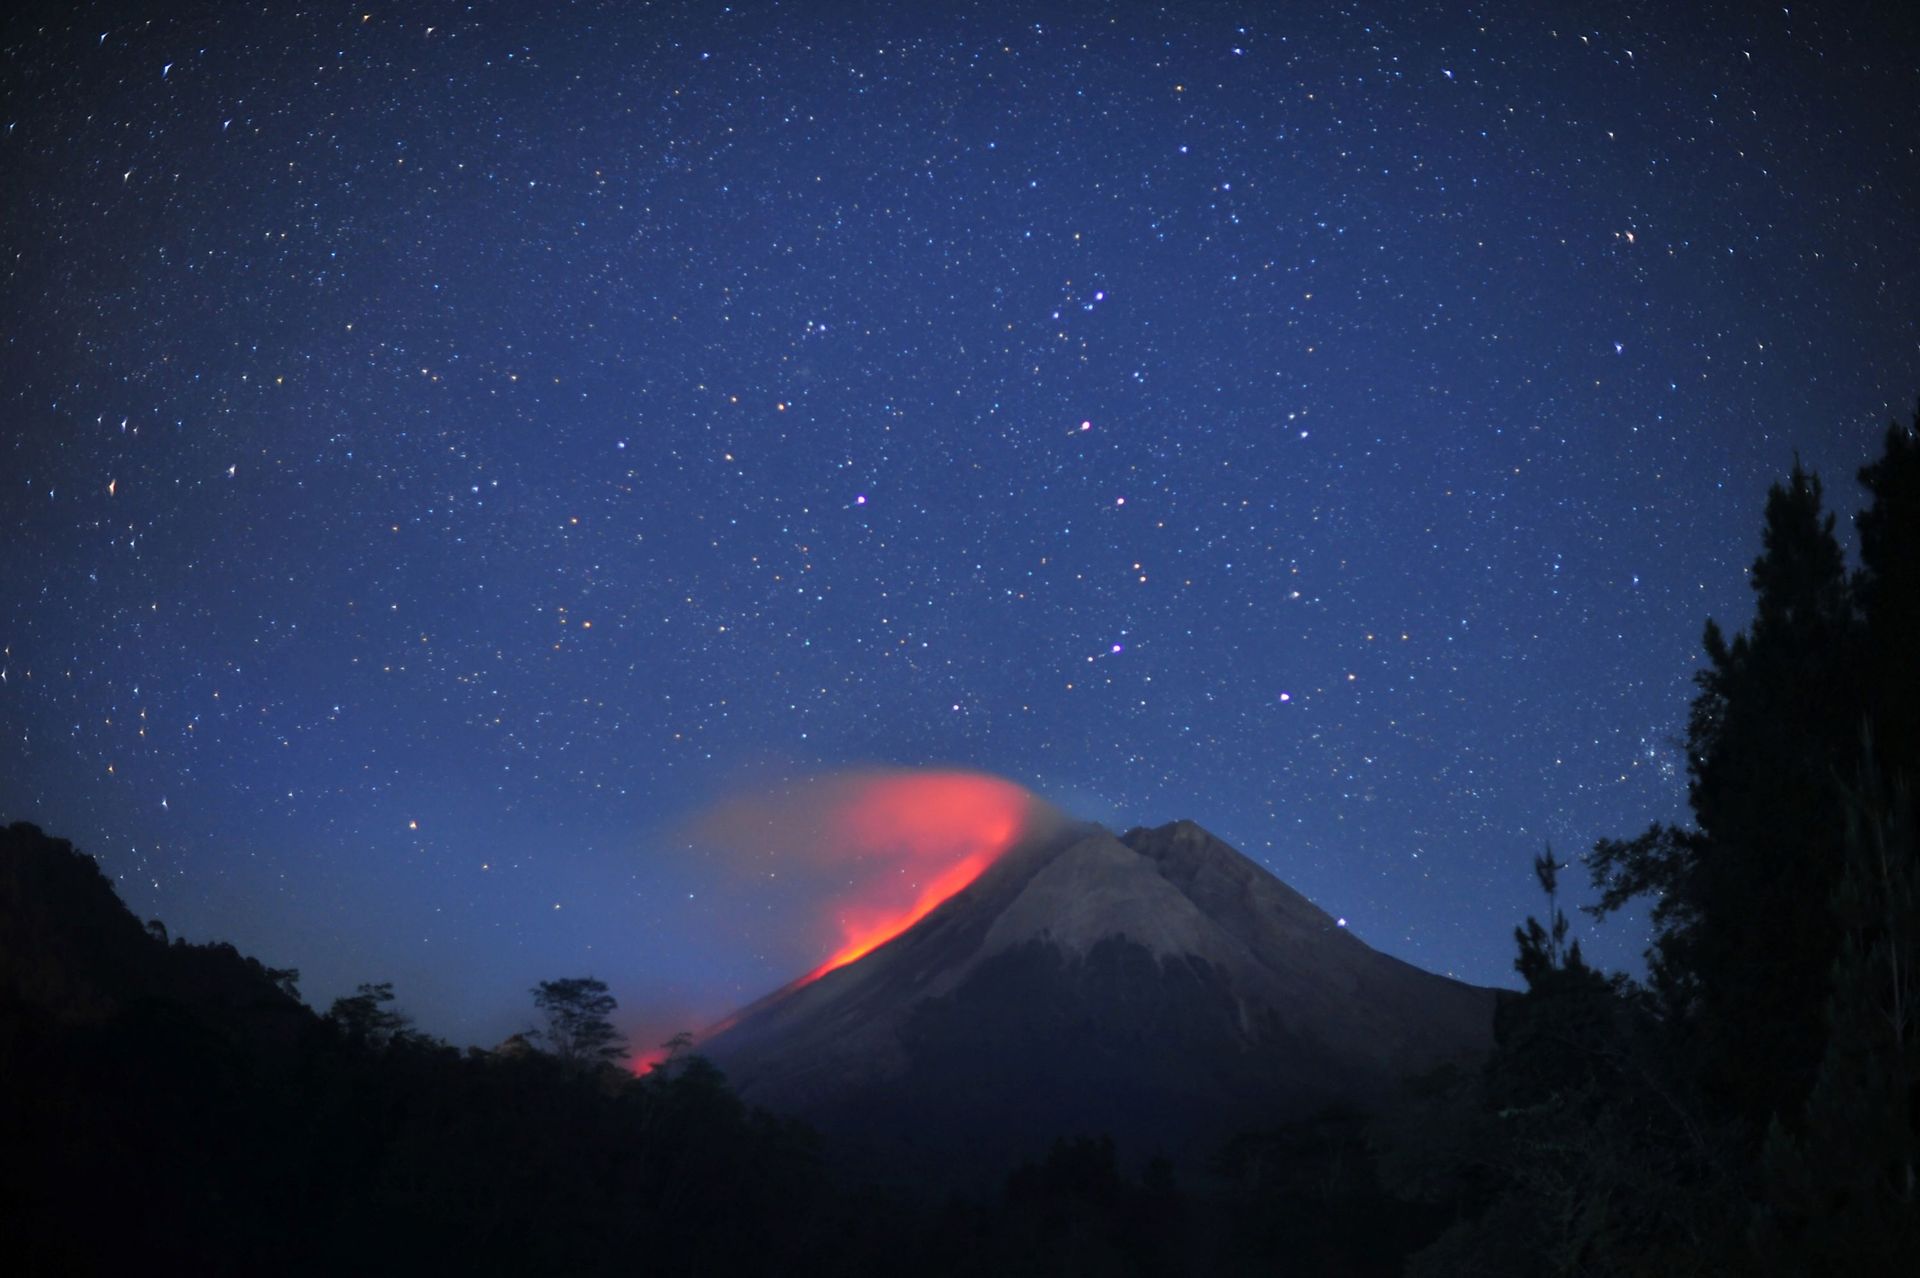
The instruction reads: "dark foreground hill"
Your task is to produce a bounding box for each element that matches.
[1,818,1476,1276]
[702,819,1497,1183]
[0,822,831,1276]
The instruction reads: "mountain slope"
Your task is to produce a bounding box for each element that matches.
[700,819,1497,1180]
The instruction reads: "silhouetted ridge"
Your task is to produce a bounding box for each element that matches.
[0,821,832,1276]
[0,821,310,1038]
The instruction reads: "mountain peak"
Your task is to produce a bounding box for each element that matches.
[1123,819,1346,944]
[976,825,1219,962]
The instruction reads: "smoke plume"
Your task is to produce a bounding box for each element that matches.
[689,768,1061,984]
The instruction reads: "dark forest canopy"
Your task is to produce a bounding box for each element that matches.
[1429,409,1920,1274]
[3,412,1917,1274]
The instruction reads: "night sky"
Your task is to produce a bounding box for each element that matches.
[4,1,1917,1050]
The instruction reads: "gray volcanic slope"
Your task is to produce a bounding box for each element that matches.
[699,819,1496,1181]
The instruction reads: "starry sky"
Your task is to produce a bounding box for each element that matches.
[4,1,1917,1049]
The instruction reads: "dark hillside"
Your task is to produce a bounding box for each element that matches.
[0,822,832,1276]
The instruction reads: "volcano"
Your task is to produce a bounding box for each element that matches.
[699,818,1498,1181]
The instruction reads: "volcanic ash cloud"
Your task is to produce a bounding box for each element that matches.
[690,768,1062,981]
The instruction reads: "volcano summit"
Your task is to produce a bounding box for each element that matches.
[700,819,1497,1181]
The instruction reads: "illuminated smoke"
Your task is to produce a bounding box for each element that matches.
[691,768,1053,984]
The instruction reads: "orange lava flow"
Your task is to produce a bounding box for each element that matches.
[799,771,1033,984]
[802,848,993,982]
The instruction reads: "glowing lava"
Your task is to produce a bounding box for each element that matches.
[802,847,994,981]
[799,770,1037,983]
[687,767,1050,999]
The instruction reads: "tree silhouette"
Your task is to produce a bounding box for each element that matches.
[1857,408,1920,783]
[1513,845,1583,987]
[1588,460,1865,1122]
[1399,839,1737,1276]
[262,964,302,1000]
[326,980,412,1047]
[1759,738,1920,1271]
[530,976,628,1068]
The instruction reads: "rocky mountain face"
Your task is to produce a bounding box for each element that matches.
[699,819,1498,1183]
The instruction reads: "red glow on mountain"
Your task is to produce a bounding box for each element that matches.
[802,847,995,982]
[798,771,1036,983]
[686,768,1051,1004]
